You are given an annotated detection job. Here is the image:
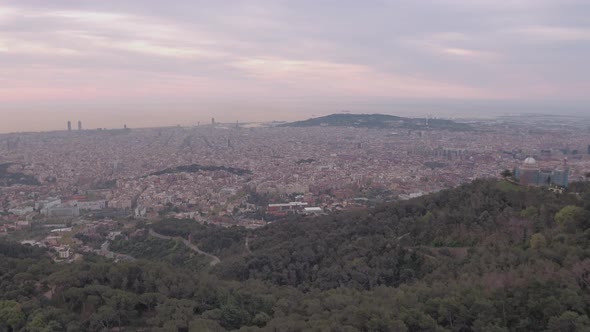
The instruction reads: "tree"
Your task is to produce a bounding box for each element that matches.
[26,312,49,332]
[189,318,225,332]
[0,301,25,331]
[530,233,546,249]
[105,291,138,327]
[89,306,117,331]
[555,205,588,232]
[150,299,195,330]
[571,259,590,290]
[252,312,271,327]
[520,206,538,220]
[547,311,590,332]
[500,169,512,178]
[220,303,251,330]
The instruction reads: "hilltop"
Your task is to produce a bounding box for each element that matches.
[280,113,471,131]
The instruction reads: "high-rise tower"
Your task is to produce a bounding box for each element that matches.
[67,121,71,131]
[78,121,82,131]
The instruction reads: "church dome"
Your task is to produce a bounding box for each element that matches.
[523,157,537,165]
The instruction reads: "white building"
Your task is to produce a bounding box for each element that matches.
[77,200,107,211]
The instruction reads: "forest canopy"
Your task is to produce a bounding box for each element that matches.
[1,179,590,331]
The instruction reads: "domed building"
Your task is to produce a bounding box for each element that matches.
[513,157,569,188]
[523,157,537,166]
[515,157,540,186]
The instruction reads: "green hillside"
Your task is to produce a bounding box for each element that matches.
[2,179,590,331]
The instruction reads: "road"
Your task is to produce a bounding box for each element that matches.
[245,236,251,254]
[100,240,135,262]
[149,229,221,266]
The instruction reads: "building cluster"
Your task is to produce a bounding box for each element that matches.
[11,217,134,262]
[513,157,570,188]
[0,117,589,231]
[267,202,323,216]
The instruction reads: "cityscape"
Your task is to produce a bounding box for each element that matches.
[1,113,589,261]
[3,0,590,331]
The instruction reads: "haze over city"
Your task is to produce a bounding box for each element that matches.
[4,2,590,332]
[2,0,590,132]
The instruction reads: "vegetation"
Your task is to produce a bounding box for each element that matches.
[110,236,210,270]
[148,164,252,177]
[295,158,315,165]
[500,169,513,178]
[0,163,40,187]
[152,220,247,258]
[280,113,472,131]
[2,179,590,331]
[424,161,447,169]
[92,179,117,190]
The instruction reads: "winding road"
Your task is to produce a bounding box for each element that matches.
[100,241,135,262]
[149,229,221,266]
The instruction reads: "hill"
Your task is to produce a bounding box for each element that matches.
[1,179,590,331]
[147,164,252,177]
[0,163,40,187]
[280,113,471,131]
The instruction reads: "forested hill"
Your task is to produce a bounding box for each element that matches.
[147,164,252,177]
[2,179,590,331]
[279,113,472,131]
[0,163,40,187]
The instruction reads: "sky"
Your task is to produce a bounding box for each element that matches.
[1,0,589,132]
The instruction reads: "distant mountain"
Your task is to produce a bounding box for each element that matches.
[280,113,471,130]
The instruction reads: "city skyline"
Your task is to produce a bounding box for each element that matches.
[1,0,590,132]
[3,2,590,331]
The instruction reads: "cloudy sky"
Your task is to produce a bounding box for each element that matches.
[1,0,589,132]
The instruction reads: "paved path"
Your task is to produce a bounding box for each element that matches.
[149,229,221,266]
[100,240,135,262]
[245,237,252,254]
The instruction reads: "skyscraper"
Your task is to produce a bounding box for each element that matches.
[78,121,82,131]
[211,118,215,126]
[67,121,71,131]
